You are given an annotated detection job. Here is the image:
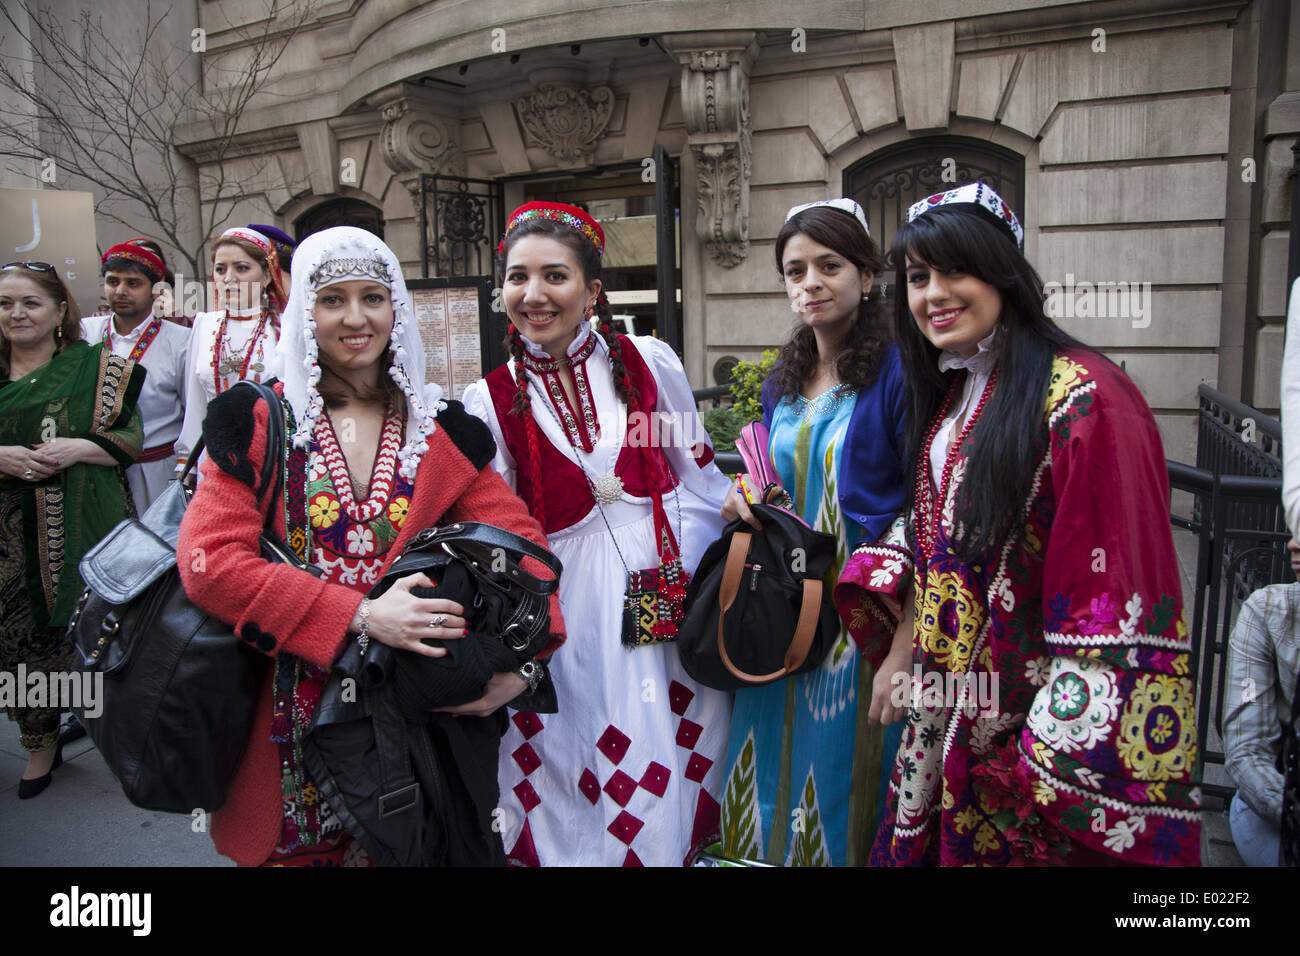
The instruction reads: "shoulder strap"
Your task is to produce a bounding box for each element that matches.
[403,521,562,595]
[178,379,284,501]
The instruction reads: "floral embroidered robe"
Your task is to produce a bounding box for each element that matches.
[834,349,1201,866]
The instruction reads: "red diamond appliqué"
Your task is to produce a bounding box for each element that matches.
[512,711,544,740]
[603,770,637,807]
[512,743,541,776]
[684,752,713,783]
[607,810,645,845]
[668,680,695,716]
[578,768,600,805]
[623,848,644,867]
[639,761,671,797]
[513,779,540,813]
[596,724,631,765]
[676,718,703,750]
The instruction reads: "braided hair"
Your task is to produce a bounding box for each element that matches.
[498,218,665,527]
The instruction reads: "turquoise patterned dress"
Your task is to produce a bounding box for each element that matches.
[718,384,902,865]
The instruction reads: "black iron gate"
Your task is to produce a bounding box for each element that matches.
[417,174,506,279]
[653,143,682,355]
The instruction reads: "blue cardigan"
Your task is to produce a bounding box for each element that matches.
[760,342,909,543]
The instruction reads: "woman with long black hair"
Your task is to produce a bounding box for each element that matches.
[836,183,1202,865]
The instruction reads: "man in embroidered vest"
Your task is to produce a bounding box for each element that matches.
[81,240,191,514]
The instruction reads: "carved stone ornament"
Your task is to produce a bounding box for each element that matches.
[669,35,757,268]
[374,85,464,184]
[515,83,614,164]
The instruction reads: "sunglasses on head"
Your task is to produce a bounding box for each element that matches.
[3,261,56,272]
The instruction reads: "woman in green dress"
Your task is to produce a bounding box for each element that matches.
[0,263,143,798]
[717,201,908,864]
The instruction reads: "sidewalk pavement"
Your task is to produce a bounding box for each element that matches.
[0,720,229,866]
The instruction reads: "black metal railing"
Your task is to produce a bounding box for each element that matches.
[1173,386,1293,803]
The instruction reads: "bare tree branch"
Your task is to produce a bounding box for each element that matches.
[0,0,314,279]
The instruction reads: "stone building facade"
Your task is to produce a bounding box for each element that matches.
[173,1,1297,462]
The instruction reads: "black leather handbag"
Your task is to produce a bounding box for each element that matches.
[677,503,840,691]
[378,521,563,715]
[66,380,310,813]
[301,522,562,866]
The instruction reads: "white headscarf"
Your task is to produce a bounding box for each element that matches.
[269,226,444,480]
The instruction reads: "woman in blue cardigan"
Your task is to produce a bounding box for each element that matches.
[717,199,907,865]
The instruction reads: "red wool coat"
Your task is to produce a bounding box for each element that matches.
[177,389,564,866]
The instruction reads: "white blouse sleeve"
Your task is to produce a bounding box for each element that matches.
[462,377,518,493]
[1282,277,1300,537]
[630,334,734,508]
[175,316,211,469]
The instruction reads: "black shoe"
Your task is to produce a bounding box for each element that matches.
[17,743,63,800]
[59,716,87,745]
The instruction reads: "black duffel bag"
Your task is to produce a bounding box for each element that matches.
[66,380,311,813]
[677,503,840,691]
[301,522,562,866]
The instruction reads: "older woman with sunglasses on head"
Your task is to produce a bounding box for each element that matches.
[0,262,144,798]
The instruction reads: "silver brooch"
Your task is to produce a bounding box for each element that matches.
[591,473,625,504]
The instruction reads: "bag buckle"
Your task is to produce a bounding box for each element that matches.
[377,783,419,818]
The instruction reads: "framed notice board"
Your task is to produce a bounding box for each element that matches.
[405,275,506,402]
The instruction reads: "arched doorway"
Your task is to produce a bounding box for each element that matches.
[294,199,385,243]
[843,136,1024,255]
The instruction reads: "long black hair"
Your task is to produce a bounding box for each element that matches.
[890,206,1090,559]
[769,206,891,401]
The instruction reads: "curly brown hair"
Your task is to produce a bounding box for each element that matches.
[767,206,890,403]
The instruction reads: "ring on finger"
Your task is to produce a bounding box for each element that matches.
[428,613,447,628]
[23,469,34,480]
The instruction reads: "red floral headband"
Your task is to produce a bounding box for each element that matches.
[102,242,164,283]
[499,201,604,257]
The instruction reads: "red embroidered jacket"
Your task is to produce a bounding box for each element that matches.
[178,388,564,866]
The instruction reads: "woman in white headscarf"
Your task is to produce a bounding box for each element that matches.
[178,227,563,866]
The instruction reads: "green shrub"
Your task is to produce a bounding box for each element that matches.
[729,349,778,422]
[699,349,778,453]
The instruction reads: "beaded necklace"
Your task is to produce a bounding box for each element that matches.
[212,311,271,395]
[102,316,162,363]
[519,331,601,452]
[915,366,1000,558]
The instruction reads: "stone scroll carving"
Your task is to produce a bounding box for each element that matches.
[667,34,758,269]
[372,82,464,200]
[515,83,614,164]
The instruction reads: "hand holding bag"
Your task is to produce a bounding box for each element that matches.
[677,502,840,690]
[300,521,563,866]
[65,380,314,813]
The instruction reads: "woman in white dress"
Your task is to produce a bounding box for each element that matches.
[463,202,733,866]
[176,226,287,465]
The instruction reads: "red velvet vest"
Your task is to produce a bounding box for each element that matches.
[485,335,708,535]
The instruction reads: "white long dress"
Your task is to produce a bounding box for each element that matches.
[463,331,733,866]
[80,313,190,513]
[176,307,279,466]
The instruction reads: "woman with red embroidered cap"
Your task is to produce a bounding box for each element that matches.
[176,226,288,467]
[834,182,1202,865]
[463,201,734,866]
[178,226,562,865]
